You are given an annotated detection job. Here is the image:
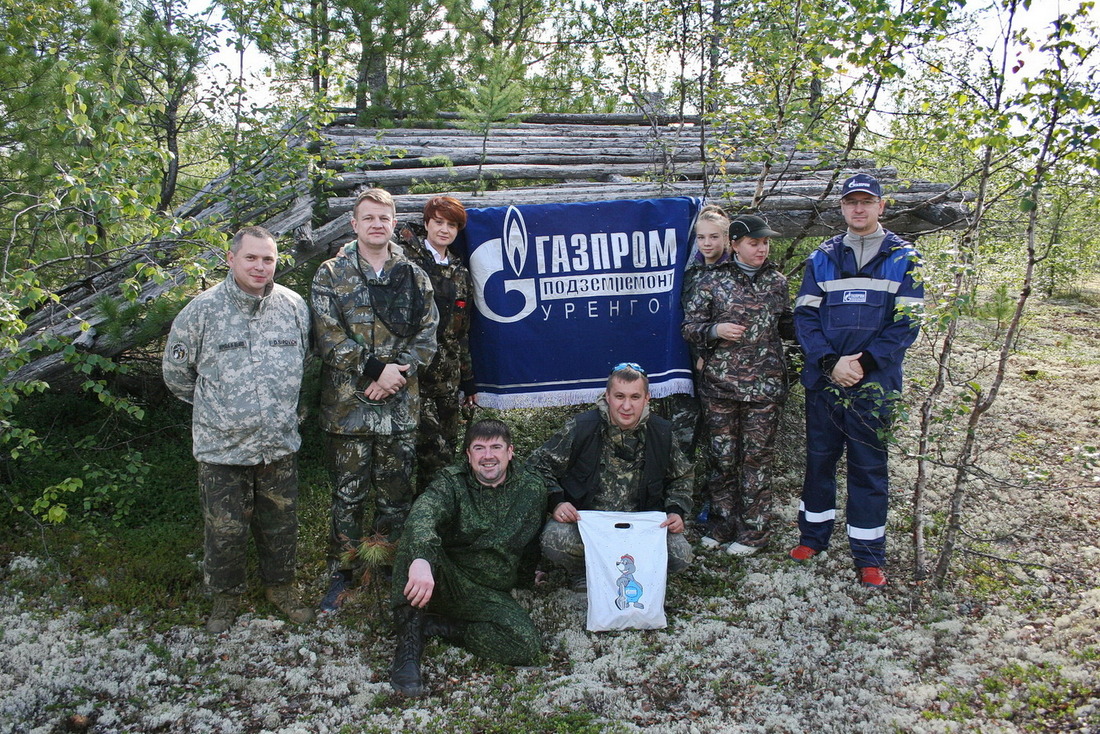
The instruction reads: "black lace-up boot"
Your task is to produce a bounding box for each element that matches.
[390,605,426,697]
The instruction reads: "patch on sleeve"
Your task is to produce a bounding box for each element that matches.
[170,343,188,362]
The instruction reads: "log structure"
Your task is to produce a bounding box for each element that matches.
[11,113,971,386]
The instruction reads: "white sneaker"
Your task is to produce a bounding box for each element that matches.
[726,542,762,556]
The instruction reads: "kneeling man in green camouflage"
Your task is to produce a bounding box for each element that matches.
[390,419,546,697]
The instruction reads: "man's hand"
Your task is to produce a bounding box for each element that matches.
[403,558,434,608]
[715,322,746,342]
[830,353,864,388]
[552,501,579,523]
[364,363,410,399]
[661,513,685,534]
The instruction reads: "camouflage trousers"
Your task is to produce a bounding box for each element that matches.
[415,392,462,492]
[702,396,782,546]
[666,392,702,459]
[540,519,693,574]
[667,391,714,511]
[391,554,539,665]
[198,454,299,595]
[325,431,416,570]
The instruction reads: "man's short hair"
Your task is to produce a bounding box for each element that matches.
[463,418,513,451]
[423,196,467,229]
[606,362,650,393]
[231,225,276,254]
[353,187,396,217]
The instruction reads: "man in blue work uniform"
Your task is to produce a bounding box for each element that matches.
[788,173,924,588]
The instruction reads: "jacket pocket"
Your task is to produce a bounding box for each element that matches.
[825,288,885,332]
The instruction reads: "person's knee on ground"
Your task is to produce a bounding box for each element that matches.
[539,519,585,571]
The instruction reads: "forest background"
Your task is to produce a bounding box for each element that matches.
[1,0,1099,731]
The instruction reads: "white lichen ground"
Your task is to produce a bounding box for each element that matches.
[2,297,1098,733]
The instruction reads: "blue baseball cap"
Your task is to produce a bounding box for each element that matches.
[840,173,883,199]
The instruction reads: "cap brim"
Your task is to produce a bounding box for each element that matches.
[746,228,781,238]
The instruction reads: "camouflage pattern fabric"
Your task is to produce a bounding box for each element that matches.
[163,275,310,465]
[665,391,714,514]
[402,237,475,399]
[701,396,782,546]
[530,397,694,573]
[681,260,791,544]
[392,463,547,665]
[325,431,416,566]
[528,396,694,518]
[681,261,793,403]
[415,395,461,490]
[673,254,732,498]
[199,454,299,595]
[403,238,476,492]
[540,518,693,574]
[311,244,438,437]
[666,392,702,461]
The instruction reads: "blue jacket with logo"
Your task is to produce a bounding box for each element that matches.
[794,230,923,392]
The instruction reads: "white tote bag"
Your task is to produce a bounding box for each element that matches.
[576,510,668,631]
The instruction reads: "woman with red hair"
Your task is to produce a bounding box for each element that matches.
[403,196,478,491]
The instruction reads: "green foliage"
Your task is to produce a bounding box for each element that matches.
[457,50,528,193]
[78,448,150,528]
[29,477,84,525]
[94,290,183,348]
[0,272,58,484]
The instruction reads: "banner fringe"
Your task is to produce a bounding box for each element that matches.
[475,378,694,411]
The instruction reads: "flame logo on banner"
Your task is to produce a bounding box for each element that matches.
[469,206,537,323]
[504,207,527,276]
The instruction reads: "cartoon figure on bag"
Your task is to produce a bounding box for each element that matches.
[614,554,645,610]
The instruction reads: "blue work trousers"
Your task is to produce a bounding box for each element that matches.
[797,387,893,568]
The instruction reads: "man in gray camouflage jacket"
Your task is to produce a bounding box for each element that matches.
[163,226,315,633]
[312,188,439,612]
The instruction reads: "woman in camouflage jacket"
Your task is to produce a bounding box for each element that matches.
[681,214,794,556]
[401,197,478,492]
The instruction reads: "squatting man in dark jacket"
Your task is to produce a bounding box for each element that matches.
[389,419,548,697]
[529,363,694,591]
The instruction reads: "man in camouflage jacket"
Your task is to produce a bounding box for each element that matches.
[389,419,546,697]
[163,226,314,633]
[399,196,477,491]
[312,188,439,611]
[529,364,694,590]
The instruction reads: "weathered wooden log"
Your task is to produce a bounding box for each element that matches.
[328,111,706,126]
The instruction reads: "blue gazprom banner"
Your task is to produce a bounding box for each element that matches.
[461,197,702,408]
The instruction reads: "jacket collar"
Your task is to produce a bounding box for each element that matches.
[225,273,269,315]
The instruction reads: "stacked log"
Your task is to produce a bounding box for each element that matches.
[313,120,970,242]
